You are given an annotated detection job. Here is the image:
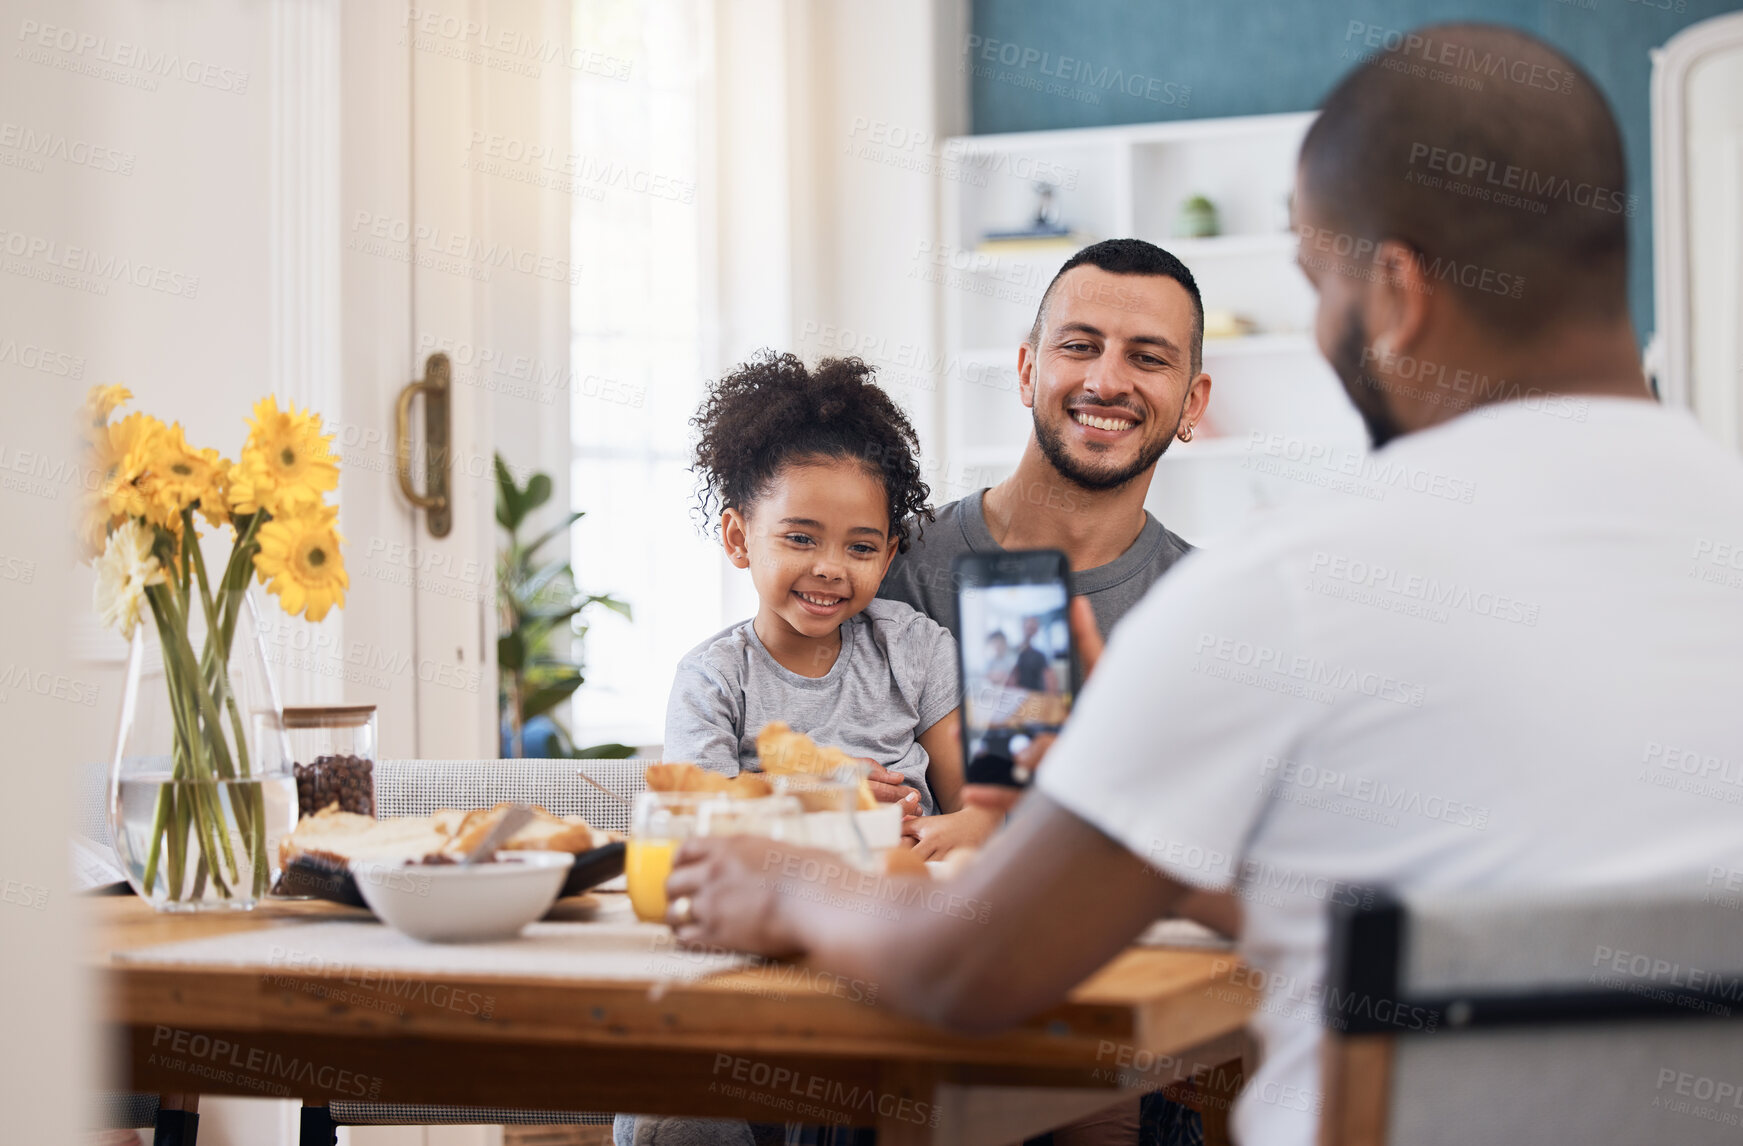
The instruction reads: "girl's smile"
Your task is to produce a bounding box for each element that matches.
[720,456,896,677]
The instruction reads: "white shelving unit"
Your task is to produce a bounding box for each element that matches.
[938,112,1369,546]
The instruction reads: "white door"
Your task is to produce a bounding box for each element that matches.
[1652,11,1743,451]
[342,1,576,759]
[342,0,578,760]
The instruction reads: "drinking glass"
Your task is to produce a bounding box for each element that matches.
[627,791,709,923]
[696,795,804,840]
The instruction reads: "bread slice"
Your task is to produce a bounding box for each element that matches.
[280,807,456,867]
[281,803,605,868]
[447,802,601,855]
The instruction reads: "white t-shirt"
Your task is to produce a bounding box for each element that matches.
[1037,398,1743,1146]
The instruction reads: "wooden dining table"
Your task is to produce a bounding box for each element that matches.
[95,892,1258,1146]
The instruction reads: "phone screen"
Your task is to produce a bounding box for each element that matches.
[959,578,1074,785]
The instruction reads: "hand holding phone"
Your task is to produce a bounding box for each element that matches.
[953,549,1078,787]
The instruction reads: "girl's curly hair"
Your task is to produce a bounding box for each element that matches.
[690,351,933,552]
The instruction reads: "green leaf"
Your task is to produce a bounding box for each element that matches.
[521,557,573,603]
[495,454,524,531]
[520,602,585,626]
[522,511,584,564]
[583,594,633,621]
[575,742,637,759]
[521,674,584,722]
[517,615,564,652]
[522,473,553,513]
[497,630,526,672]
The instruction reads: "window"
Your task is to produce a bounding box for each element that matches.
[568,0,724,749]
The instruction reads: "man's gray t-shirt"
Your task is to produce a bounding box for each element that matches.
[662,598,959,815]
[879,490,1195,637]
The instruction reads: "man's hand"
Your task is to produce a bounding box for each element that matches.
[664,835,813,958]
[963,596,1104,814]
[865,759,921,815]
[669,790,1189,1035]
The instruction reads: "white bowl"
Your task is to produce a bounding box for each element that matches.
[352,851,574,943]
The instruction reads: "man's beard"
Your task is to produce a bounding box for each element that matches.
[1329,310,1406,449]
[1032,399,1177,492]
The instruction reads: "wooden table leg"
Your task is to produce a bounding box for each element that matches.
[1194,1055,1246,1146]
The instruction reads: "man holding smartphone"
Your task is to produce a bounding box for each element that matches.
[665,24,1743,1146]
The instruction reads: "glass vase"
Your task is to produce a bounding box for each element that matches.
[109,589,298,911]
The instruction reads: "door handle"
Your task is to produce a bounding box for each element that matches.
[395,352,451,538]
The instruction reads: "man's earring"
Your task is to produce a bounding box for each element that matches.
[1177,422,1195,443]
[1374,335,1393,358]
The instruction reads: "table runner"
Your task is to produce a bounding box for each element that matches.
[114,895,757,985]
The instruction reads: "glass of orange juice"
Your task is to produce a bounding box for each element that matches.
[627,791,710,923]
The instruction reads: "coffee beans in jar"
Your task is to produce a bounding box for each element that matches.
[280,705,379,821]
[294,753,375,818]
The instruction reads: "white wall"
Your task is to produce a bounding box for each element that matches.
[0,0,560,1139]
[714,0,969,455]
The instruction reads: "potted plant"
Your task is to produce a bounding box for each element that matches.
[495,456,634,759]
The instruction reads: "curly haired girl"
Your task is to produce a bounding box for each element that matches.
[662,350,963,818]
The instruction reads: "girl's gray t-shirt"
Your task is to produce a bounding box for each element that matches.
[878,490,1194,640]
[662,598,960,815]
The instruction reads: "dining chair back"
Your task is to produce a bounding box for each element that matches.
[374,756,649,833]
[1318,885,1743,1145]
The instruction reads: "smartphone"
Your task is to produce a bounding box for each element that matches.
[953,549,1077,787]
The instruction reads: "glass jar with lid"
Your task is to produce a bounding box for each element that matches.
[283,705,378,819]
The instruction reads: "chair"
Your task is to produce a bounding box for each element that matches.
[1318,885,1743,1145]
[300,757,651,1145]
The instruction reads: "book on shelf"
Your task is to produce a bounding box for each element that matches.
[975,230,1090,255]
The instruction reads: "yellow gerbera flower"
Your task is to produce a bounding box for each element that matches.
[197,455,233,530]
[82,384,133,437]
[254,505,348,622]
[93,411,167,524]
[235,397,339,517]
[93,518,166,639]
[145,423,227,531]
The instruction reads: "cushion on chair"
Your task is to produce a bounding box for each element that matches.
[95,1091,160,1129]
[376,758,651,835]
[76,759,114,847]
[328,1103,614,1125]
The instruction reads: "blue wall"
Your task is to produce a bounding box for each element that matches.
[968,0,1743,345]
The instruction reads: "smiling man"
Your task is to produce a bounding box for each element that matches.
[878,238,1210,645]
[873,241,1212,843]
[875,238,1214,1143]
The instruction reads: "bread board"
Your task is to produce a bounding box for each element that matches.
[275,841,626,913]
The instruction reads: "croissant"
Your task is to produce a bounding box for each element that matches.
[754,722,877,810]
[645,762,773,800]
